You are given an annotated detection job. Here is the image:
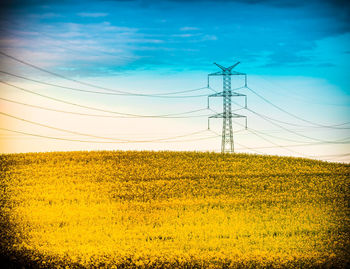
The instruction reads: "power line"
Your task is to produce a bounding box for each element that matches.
[0,80,212,118]
[225,125,350,136]
[246,129,311,157]
[252,75,350,107]
[1,49,348,157]
[0,51,209,98]
[235,127,350,160]
[244,107,350,144]
[312,153,350,158]
[209,118,307,156]
[209,133,350,150]
[208,128,350,161]
[2,112,348,158]
[208,104,350,155]
[247,127,350,144]
[208,129,264,154]
[226,100,350,143]
[0,97,211,119]
[236,141,350,150]
[0,111,216,142]
[0,127,220,144]
[245,107,350,129]
[223,99,350,144]
[245,86,350,128]
[208,107,350,144]
[222,119,313,158]
[0,111,127,142]
[0,70,209,98]
[207,73,349,158]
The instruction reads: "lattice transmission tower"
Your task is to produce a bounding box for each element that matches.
[207,62,247,153]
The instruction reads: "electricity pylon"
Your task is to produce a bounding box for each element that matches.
[207,62,247,153]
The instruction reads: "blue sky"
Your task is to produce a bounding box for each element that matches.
[0,0,349,161]
[1,0,349,78]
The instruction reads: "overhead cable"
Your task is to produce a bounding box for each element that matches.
[246,107,350,130]
[245,86,350,128]
[0,51,209,98]
[208,129,264,154]
[252,75,350,107]
[0,97,211,119]
[0,111,216,142]
[0,80,210,118]
[231,120,312,158]
[0,127,220,144]
[245,107,350,144]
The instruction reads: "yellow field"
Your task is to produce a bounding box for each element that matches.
[0,151,349,268]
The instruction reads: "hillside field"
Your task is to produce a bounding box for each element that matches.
[0,151,349,268]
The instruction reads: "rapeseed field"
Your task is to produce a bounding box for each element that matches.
[0,151,349,268]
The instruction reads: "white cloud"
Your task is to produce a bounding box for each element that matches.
[202,35,217,41]
[172,34,195,38]
[126,38,164,44]
[180,27,199,31]
[77,12,109,18]
[61,22,137,33]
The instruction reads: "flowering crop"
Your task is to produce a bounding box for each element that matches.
[0,151,349,268]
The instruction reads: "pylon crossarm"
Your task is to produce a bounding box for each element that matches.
[227,62,240,71]
[208,71,223,76]
[231,113,246,118]
[208,92,222,97]
[209,92,246,97]
[209,113,246,119]
[213,62,226,70]
[233,92,246,97]
[230,71,246,76]
[209,113,223,119]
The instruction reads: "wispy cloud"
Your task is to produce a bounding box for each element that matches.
[180,27,199,31]
[2,0,348,77]
[201,35,217,41]
[77,12,109,18]
[29,12,62,19]
[172,33,196,38]
[60,22,138,34]
[127,38,164,44]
